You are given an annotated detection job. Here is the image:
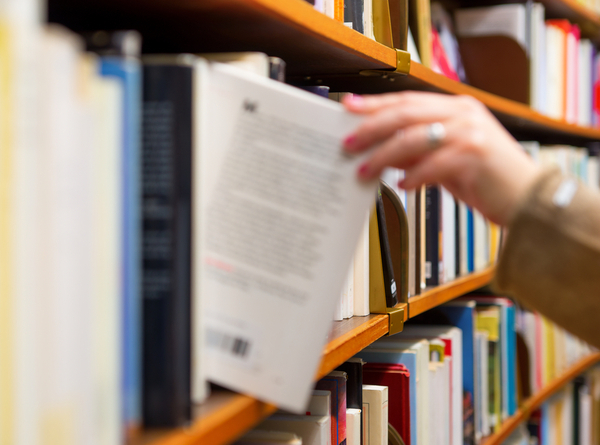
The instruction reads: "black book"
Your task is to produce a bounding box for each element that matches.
[455,199,461,278]
[344,0,365,34]
[425,185,441,286]
[142,62,193,427]
[336,358,364,445]
[376,187,398,307]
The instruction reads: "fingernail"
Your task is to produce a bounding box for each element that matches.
[398,179,406,189]
[358,163,371,179]
[343,134,357,149]
[347,94,364,108]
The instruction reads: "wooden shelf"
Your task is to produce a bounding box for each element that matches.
[50,0,600,143]
[318,62,600,144]
[48,0,397,76]
[481,352,600,445]
[408,266,495,318]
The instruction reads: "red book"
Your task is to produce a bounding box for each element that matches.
[362,363,411,445]
[316,371,347,445]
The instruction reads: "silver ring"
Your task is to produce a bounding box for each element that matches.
[425,122,446,148]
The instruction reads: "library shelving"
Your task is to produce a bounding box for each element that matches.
[482,353,600,445]
[133,269,496,445]
[45,0,600,444]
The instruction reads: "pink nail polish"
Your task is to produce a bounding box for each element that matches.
[343,134,357,148]
[358,163,370,178]
[348,94,363,106]
[397,179,406,189]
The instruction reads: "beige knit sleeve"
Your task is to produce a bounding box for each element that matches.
[494,167,600,349]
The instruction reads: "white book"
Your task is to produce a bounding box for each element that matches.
[345,260,354,319]
[198,61,378,412]
[528,3,546,112]
[362,385,388,445]
[407,27,421,64]
[353,214,370,317]
[323,0,334,19]
[89,61,124,445]
[38,27,95,445]
[545,23,565,120]
[307,390,331,417]
[259,415,332,445]
[578,39,593,127]
[366,338,430,445]
[454,4,527,49]
[235,430,303,445]
[363,0,374,40]
[473,210,487,271]
[400,325,463,445]
[441,187,456,283]
[346,408,361,445]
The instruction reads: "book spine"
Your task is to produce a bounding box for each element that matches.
[425,185,440,286]
[376,188,398,307]
[98,54,143,435]
[142,64,192,426]
[344,0,365,33]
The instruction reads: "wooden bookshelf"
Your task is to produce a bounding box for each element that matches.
[49,0,397,76]
[51,0,600,143]
[133,271,492,445]
[408,266,495,318]
[482,352,600,445]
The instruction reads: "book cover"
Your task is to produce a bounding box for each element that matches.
[316,371,348,445]
[363,363,411,445]
[336,358,364,443]
[141,59,193,426]
[198,61,378,412]
[344,0,365,34]
[362,385,388,445]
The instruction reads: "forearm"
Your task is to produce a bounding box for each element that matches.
[494,168,600,348]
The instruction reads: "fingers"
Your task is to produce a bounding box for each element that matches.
[356,120,461,180]
[343,93,488,153]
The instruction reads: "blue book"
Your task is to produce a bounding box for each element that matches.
[355,348,418,445]
[506,304,517,416]
[467,207,474,273]
[436,300,477,445]
[88,31,143,432]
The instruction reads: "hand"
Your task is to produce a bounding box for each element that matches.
[342,92,541,226]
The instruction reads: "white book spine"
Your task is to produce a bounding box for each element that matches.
[353,215,370,317]
[346,408,361,445]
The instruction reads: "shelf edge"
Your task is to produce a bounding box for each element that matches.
[482,352,600,445]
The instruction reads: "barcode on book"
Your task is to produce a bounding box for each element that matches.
[207,328,252,359]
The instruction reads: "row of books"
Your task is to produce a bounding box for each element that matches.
[521,142,600,191]
[333,0,600,128]
[503,368,600,445]
[236,295,596,445]
[334,173,501,321]
[0,17,140,444]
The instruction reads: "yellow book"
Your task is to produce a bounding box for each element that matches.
[0,19,14,444]
[476,307,501,432]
